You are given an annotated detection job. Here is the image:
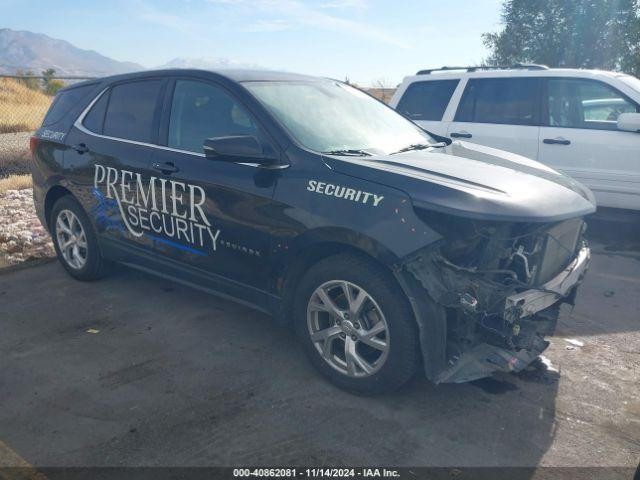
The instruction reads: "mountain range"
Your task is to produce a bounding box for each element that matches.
[0,28,264,77]
[156,57,264,71]
[0,29,142,77]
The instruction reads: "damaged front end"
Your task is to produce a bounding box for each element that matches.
[401,211,590,383]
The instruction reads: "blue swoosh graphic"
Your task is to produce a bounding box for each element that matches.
[92,187,208,256]
[146,234,208,256]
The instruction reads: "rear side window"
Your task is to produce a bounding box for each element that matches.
[396,80,459,121]
[82,90,109,133]
[168,80,260,153]
[103,80,163,143]
[455,78,539,125]
[546,78,639,130]
[42,84,95,127]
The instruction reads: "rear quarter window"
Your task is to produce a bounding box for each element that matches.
[41,84,96,127]
[396,80,459,121]
[82,90,110,134]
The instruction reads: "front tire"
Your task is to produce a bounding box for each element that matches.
[294,254,420,395]
[50,195,110,281]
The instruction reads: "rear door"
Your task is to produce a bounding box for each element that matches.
[149,78,281,304]
[65,78,165,259]
[538,77,640,209]
[447,77,541,160]
[32,83,98,220]
[394,79,460,136]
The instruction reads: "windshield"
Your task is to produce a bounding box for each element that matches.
[243,80,436,155]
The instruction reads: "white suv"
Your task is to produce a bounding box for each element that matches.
[390,65,640,210]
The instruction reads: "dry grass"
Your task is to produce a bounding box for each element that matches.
[0,78,53,133]
[0,174,32,194]
[366,87,396,104]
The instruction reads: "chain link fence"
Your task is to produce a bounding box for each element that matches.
[0,75,94,178]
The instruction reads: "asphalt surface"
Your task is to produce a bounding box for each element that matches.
[0,212,639,473]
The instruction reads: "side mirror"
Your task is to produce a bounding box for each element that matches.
[617,112,640,133]
[203,135,276,163]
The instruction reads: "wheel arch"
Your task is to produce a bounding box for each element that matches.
[44,184,74,230]
[272,227,448,382]
[272,227,402,326]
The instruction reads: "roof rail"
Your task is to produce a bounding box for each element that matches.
[416,63,549,75]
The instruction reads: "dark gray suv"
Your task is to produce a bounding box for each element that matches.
[31,69,595,394]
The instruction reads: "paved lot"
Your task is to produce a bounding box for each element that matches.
[0,214,639,472]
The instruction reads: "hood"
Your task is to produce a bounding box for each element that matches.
[323,141,596,223]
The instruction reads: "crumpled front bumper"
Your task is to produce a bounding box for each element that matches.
[504,246,591,321]
[436,246,591,384]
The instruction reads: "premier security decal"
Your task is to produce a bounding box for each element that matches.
[94,165,220,251]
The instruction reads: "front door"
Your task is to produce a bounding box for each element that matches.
[538,77,640,210]
[65,78,166,260]
[149,78,281,303]
[446,77,541,160]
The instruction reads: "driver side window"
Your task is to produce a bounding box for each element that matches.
[168,80,260,153]
[546,78,639,131]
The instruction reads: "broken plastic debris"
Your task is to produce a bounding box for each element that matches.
[539,355,559,373]
[565,338,584,347]
[86,329,100,334]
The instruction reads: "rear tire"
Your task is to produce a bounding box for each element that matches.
[50,195,110,281]
[294,254,419,395]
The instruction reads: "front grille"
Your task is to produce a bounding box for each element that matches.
[535,218,584,284]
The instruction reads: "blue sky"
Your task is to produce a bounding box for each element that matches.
[2,0,503,86]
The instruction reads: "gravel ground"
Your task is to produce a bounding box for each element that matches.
[0,131,32,177]
[0,188,54,266]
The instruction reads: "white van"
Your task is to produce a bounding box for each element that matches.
[390,65,640,210]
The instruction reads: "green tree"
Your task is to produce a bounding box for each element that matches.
[41,68,65,95]
[482,0,640,77]
[44,78,65,96]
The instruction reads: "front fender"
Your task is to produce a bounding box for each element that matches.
[271,161,443,264]
[392,265,448,381]
[279,226,399,266]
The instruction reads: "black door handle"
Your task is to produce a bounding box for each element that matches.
[450,132,472,139]
[543,138,571,145]
[152,162,179,174]
[72,143,89,154]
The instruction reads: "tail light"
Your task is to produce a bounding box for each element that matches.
[29,136,39,154]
